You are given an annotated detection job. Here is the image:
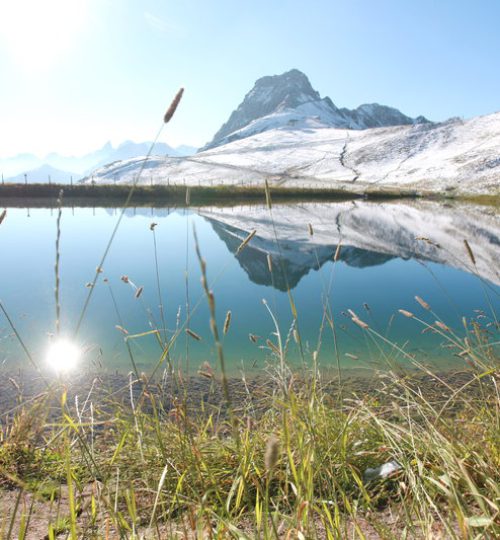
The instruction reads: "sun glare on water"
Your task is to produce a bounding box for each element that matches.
[46,339,81,374]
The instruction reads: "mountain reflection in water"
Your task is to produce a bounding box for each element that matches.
[199,200,500,289]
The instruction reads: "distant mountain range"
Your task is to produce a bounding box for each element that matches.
[5,164,79,184]
[202,69,429,150]
[0,141,197,183]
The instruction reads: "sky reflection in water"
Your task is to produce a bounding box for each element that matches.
[0,201,498,375]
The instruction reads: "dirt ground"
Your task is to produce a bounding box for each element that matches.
[0,485,461,539]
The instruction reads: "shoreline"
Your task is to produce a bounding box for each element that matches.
[0,365,484,418]
[1,182,498,208]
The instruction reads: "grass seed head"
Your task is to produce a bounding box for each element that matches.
[115,325,129,335]
[135,286,144,299]
[266,339,280,355]
[186,328,202,341]
[435,320,451,332]
[265,435,280,471]
[415,295,431,310]
[267,253,273,273]
[463,239,476,266]
[163,87,184,124]
[334,243,342,261]
[352,317,369,329]
[197,361,214,378]
[223,310,232,335]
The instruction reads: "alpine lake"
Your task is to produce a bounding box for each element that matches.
[0,197,498,380]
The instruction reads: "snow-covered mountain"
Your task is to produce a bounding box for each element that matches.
[0,140,193,179]
[199,200,500,289]
[202,69,429,150]
[4,164,78,184]
[79,69,498,195]
[85,110,500,195]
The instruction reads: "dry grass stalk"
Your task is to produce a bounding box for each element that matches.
[463,239,476,265]
[236,229,256,254]
[308,223,314,236]
[223,311,232,335]
[135,286,144,299]
[415,295,431,310]
[186,328,202,341]
[249,333,258,343]
[399,309,415,318]
[264,179,272,209]
[0,209,6,225]
[163,87,184,124]
[185,187,191,206]
[54,191,63,335]
[8,377,20,392]
[415,236,441,248]
[334,243,342,261]
[345,352,358,360]
[421,327,437,334]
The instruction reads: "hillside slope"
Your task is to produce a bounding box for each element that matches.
[85,112,500,195]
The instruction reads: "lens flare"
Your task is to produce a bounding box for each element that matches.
[46,339,81,373]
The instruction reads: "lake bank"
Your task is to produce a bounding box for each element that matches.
[0,365,491,419]
[1,182,499,208]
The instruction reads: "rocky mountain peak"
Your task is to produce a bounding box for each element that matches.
[202,69,430,150]
[203,69,322,150]
[249,69,320,108]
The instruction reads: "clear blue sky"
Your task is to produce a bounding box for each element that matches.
[1,0,499,157]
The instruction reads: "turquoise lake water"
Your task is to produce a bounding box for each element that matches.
[0,201,498,376]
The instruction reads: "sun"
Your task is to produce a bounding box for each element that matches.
[0,0,90,72]
[46,338,81,374]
